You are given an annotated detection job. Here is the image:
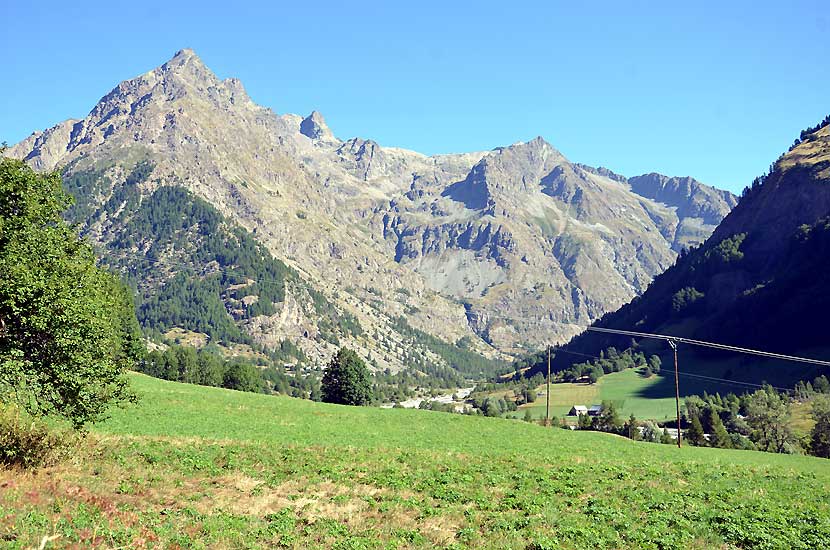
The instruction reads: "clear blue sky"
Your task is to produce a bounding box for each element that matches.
[2,0,828,193]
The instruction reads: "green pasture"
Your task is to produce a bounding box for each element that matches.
[2,373,829,549]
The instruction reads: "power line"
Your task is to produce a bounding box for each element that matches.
[582,325,830,448]
[543,343,788,393]
[586,326,830,368]
[674,371,792,394]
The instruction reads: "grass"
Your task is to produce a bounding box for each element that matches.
[2,372,829,549]
[510,369,679,421]
[509,359,818,423]
[791,400,817,437]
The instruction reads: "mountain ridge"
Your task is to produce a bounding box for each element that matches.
[6,49,737,363]
[538,119,830,385]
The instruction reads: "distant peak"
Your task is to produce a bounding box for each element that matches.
[174,48,196,58]
[300,110,335,142]
[514,136,558,152]
[499,136,564,161]
[161,48,209,75]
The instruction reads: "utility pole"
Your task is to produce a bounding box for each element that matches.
[669,339,682,448]
[546,345,551,426]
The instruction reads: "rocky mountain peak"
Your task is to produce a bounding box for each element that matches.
[300,110,336,142]
[162,48,205,73]
[628,173,738,227]
[504,136,563,158]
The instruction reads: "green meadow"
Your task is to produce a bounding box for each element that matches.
[510,369,679,421]
[509,365,790,423]
[2,372,829,549]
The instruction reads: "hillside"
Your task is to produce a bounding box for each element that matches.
[6,49,736,360]
[3,373,828,549]
[538,118,830,386]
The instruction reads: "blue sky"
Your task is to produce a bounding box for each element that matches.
[2,0,828,193]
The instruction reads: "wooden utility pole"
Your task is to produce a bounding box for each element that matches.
[546,346,551,426]
[669,339,682,448]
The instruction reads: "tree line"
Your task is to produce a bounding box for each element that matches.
[565,382,830,459]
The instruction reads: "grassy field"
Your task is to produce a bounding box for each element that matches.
[509,369,679,421]
[2,373,830,549]
[507,364,800,422]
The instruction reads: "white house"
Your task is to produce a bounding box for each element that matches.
[568,405,589,416]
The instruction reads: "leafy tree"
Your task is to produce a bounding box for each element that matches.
[0,158,142,428]
[523,409,533,423]
[729,433,756,451]
[640,421,660,443]
[810,396,830,458]
[660,428,675,445]
[648,355,661,374]
[223,361,262,393]
[814,375,830,394]
[321,347,372,406]
[577,412,593,429]
[671,287,705,314]
[745,386,796,453]
[480,397,507,417]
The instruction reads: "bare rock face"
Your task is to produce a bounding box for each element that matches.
[7,49,738,359]
[629,173,739,250]
[300,111,337,144]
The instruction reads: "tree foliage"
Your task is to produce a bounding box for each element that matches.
[321,348,372,406]
[745,386,796,454]
[708,408,732,449]
[810,395,830,458]
[593,401,622,433]
[685,412,707,446]
[0,158,142,427]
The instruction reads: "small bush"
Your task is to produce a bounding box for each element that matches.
[0,405,74,469]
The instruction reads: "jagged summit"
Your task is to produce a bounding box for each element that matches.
[161,48,206,72]
[153,47,224,91]
[300,110,336,142]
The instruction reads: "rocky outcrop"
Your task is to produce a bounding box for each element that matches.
[300,111,337,144]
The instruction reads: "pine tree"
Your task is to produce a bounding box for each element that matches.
[708,409,732,448]
[686,412,707,446]
[596,401,622,433]
[625,414,640,440]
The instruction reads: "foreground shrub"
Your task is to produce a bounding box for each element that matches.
[0,405,74,469]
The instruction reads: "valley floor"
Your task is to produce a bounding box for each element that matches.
[2,373,829,549]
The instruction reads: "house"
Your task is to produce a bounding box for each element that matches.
[568,405,588,416]
[588,405,603,416]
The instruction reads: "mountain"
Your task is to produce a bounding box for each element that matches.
[541,117,830,385]
[5,49,736,365]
